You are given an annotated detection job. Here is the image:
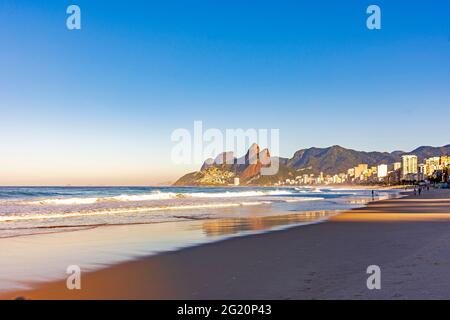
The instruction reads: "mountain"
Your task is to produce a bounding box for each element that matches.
[410,145,450,161]
[287,145,450,175]
[286,145,399,175]
[174,143,297,186]
[174,144,450,186]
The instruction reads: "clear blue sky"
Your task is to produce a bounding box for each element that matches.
[0,0,449,185]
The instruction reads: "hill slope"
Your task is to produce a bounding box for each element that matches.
[287,145,402,175]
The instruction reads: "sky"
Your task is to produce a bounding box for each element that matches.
[0,0,449,185]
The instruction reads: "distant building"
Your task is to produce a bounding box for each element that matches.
[418,163,427,181]
[388,168,401,183]
[402,155,418,180]
[441,156,449,167]
[347,168,355,177]
[354,164,368,179]
[393,162,401,171]
[234,177,240,186]
[302,174,310,184]
[377,164,388,179]
[426,157,441,175]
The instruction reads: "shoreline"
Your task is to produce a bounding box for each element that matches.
[3,188,450,299]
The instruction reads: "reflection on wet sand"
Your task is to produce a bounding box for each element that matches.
[202,210,336,236]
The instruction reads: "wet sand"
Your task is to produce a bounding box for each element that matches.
[3,188,450,300]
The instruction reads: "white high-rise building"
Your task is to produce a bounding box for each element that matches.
[377,164,388,179]
[402,155,418,179]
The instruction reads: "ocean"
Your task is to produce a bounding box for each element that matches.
[0,186,401,291]
[0,186,400,238]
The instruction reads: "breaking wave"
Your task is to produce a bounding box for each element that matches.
[27,189,296,205]
[0,201,275,223]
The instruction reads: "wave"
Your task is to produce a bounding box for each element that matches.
[295,187,322,193]
[281,197,323,202]
[0,201,274,223]
[29,197,101,205]
[26,190,296,205]
[0,192,324,222]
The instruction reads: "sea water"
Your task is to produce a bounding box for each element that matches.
[0,186,400,292]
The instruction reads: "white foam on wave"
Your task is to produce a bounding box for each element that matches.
[2,194,327,223]
[295,187,322,193]
[27,193,175,205]
[281,197,324,203]
[30,197,100,205]
[0,201,274,223]
[26,190,295,205]
[110,192,176,202]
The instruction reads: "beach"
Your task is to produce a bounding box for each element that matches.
[1,188,450,300]
[3,0,449,304]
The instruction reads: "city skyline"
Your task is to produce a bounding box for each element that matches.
[276,154,450,186]
[1,0,450,185]
[174,141,450,187]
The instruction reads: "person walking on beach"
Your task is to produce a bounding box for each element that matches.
[419,187,422,196]
[372,190,375,200]
[414,187,417,195]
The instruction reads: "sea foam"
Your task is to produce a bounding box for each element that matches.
[27,189,295,205]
